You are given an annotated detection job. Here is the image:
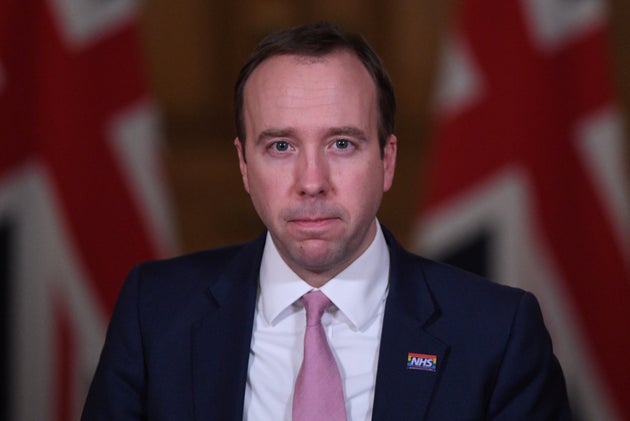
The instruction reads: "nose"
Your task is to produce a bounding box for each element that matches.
[295,148,330,197]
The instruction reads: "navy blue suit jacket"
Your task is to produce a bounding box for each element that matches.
[82,228,570,420]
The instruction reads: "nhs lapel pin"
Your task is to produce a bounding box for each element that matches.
[407,352,437,372]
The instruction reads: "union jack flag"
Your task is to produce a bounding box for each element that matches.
[0,0,175,419]
[415,0,629,419]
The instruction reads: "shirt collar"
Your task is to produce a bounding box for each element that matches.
[259,221,390,331]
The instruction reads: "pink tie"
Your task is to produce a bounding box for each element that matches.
[292,291,347,421]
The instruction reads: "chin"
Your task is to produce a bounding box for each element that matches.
[294,244,346,271]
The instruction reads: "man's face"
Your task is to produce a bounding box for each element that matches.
[235,50,397,286]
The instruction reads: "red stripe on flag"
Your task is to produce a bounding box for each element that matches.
[0,0,173,419]
[0,0,161,313]
[35,2,159,313]
[420,0,630,417]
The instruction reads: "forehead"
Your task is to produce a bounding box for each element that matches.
[242,51,378,133]
[246,49,374,88]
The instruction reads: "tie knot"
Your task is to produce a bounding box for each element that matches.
[301,290,332,326]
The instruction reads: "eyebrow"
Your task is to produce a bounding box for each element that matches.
[256,128,295,144]
[326,126,368,141]
[256,126,368,144]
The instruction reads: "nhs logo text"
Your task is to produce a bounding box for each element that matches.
[407,353,437,372]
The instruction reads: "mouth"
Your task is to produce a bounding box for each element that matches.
[288,216,341,234]
[290,217,338,226]
[282,204,345,236]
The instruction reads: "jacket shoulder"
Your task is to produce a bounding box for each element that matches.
[135,243,247,285]
[114,237,264,333]
[420,256,525,303]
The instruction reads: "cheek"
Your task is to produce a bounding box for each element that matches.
[336,161,385,204]
[247,166,288,211]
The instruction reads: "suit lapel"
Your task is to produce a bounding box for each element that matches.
[372,228,449,420]
[191,235,264,421]
[186,228,448,419]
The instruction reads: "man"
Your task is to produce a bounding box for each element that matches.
[82,22,571,420]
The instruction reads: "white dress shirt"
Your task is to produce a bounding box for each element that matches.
[244,222,390,421]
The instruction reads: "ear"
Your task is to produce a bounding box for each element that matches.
[234,137,250,193]
[383,134,397,192]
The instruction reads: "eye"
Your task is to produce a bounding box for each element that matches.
[334,138,351,149]
[272,141,290,152]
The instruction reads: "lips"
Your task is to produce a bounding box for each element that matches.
[281,202,346,235]
[286,216,342,237]
[291,217,338,226]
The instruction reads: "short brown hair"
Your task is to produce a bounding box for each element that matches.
[234,22,396,154]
